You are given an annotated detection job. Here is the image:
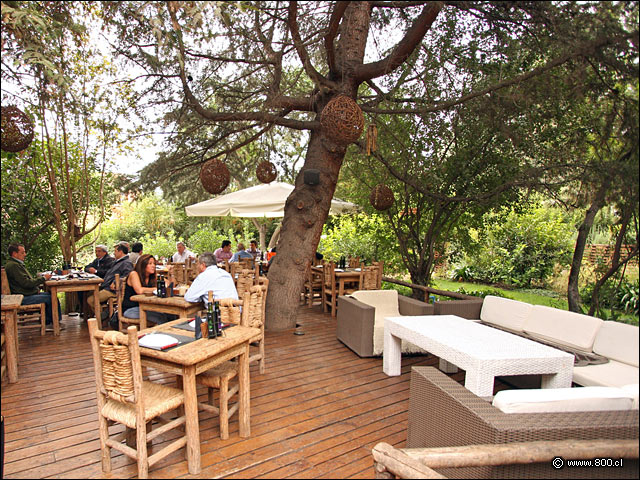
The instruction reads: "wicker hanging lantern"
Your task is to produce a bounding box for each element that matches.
[1,106,35,153]
[369,184,394,211]
[320,95,364,145]
[256,160,277,183]
[199,157,230,194]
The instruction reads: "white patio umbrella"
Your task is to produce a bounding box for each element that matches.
[185,182,357,248]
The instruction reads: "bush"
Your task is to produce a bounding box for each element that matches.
[619,279,639,316]
[460,203,574,287]
[455,286,512,299]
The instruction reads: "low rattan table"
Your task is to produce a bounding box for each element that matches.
[383,315,574,398]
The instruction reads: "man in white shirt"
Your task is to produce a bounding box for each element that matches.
[184,252,238,305]
[172,241,196,263]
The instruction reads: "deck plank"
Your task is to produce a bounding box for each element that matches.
[2,305,474,479]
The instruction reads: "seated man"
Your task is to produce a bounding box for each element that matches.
[247,240,261,259]
[172,241,196,263]
[5,243,62,332]
[128,242,143,265]
[184,252,238,305]
[84,244,114,278]
[87,242,133,318]
[214,240,233,264]
[229,243,254,263]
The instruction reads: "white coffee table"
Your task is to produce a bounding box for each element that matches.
[383,315,574,398]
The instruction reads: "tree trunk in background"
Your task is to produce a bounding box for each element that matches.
[567,181,610,312]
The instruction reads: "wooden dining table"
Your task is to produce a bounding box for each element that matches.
[138,318,260,474]
[1,294,23,383]
[130,294,203,330]
[312,265,362,295]
[45,275,102,335]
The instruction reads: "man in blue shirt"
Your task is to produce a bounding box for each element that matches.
[184,252,238,305]
[229,243,254,263]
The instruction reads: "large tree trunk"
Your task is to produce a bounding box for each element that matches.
[265,131,346,330]
[567,180,610,312]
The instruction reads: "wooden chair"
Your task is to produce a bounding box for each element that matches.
[1,313,7,383]
[112,274,139,332]
[195,293,247,439]
[372,261,384,289]
[1,267,46,336]
[348,256,360,268]
[87,318,187,478]
[235,269,255,299]
[170,263,186,285]
[360,263,380,291]
[246,281,267,374]
[302,263,323,307]
[322,261,338,317]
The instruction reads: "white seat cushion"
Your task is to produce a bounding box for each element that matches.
[621,384,639,409]
[593,321,639,368]
[524,305,602,353]
[573,360,639,388]
[493,386,635,414]
[480,295,531,334]
[352,290,427,356]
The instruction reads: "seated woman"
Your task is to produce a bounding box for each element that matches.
[122,254,176,324]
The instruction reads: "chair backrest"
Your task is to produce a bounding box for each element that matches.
[88,318,143,406]
[229,262,242,278]
[348,256,360,268]
[245,284,267,330]
[1,267,11,295]
[218,297,244,325]
[323,261,336,289]
[372,261,384,289]
[236,269,255,298]
[114,274,134,329]
[360,264,380,290]
[171,263,186,284]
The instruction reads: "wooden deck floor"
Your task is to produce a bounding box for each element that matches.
[2,305,460,479]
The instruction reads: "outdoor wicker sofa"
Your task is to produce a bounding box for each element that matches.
[406,366,639,479]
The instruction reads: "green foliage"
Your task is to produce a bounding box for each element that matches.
[581,277,640,318]
[619,279,640,316]
[139,231,178,260]
[459,203,575,288]
[454,287,512,300]
[319,214,401,272]
[188,225,228,255]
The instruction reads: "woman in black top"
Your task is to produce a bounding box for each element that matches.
[122,254,175,324]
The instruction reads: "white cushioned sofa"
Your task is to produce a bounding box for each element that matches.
[473,295,639,389]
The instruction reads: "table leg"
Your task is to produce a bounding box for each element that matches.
[238,343,250,438]
[464,368,494,398]
[4,310,18,383]
[139,307,147,331]
[50,286,60,336]
[92,286,100,324]
[383,323,402,376]
[182,366,201,474]
[541,362,574,390]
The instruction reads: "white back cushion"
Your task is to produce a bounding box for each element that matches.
[352,290,400,320]
[493,387,635,414]
[480,295,532,333]
[593,321,639,367]
[524,305,603,353]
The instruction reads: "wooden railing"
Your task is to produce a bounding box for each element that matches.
[381,276,478,303]
[372,439,639,479]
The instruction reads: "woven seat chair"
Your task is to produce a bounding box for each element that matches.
[348,256,360,268]
[111,274,140,332]
[169,263,186,285]
[246,282,267,374]
[196,294,247,439]
[235,268,256,299]
[302,263,323,307]
[1,267,46,336]
[372,261,384,289]
[87,318,187,478]
[360,263,380,291]
[322,261,338,317]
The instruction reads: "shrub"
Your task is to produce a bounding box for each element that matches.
[619,279,639,316]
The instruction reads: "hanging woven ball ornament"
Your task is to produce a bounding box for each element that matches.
[369,184,395,211]
[320,95,364,145]
[1,106,35,153]
[200,157,230,194]
[256,160,277,183]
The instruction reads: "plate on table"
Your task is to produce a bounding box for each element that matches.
[334,268,344,272]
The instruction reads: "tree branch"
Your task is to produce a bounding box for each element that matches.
[325,1,348,74]
[353,2,443,83]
